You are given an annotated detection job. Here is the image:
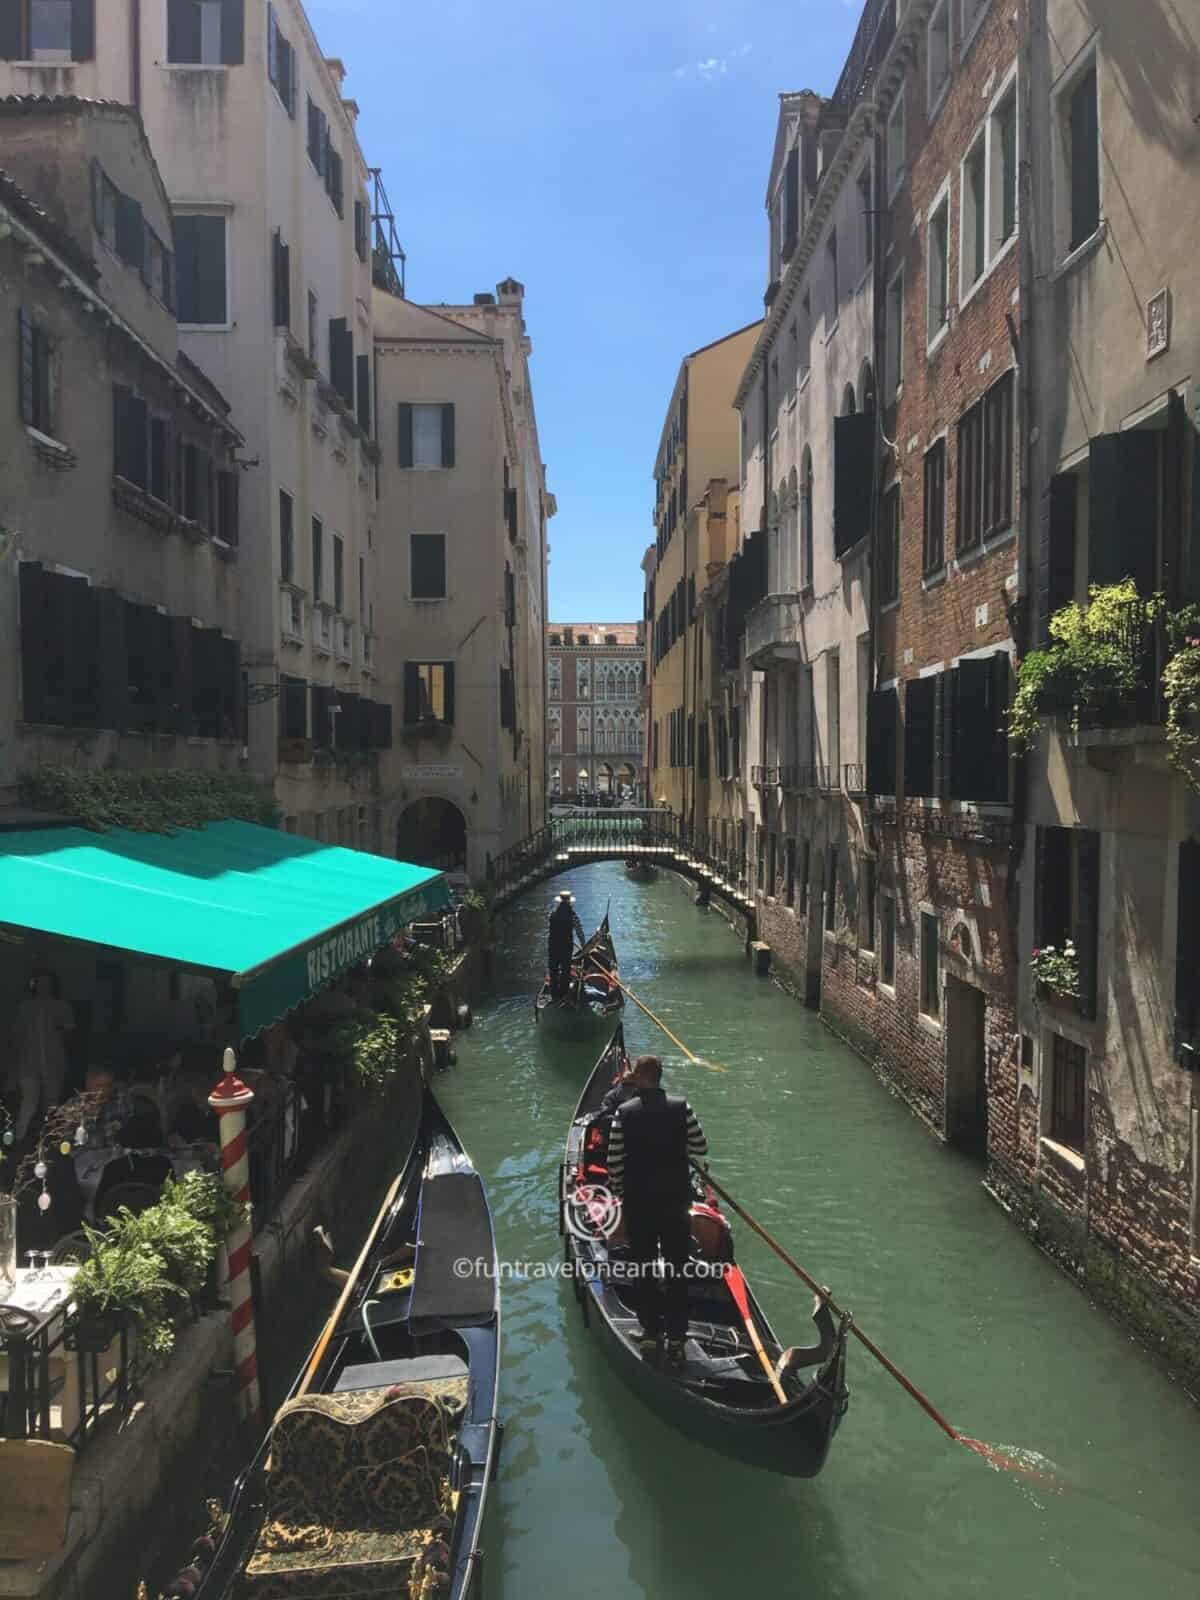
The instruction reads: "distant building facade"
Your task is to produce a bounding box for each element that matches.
[548,624,643,799]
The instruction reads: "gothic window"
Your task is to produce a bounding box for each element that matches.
[548,658,562,700]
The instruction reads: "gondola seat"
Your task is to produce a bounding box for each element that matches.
[239,1386,458,1599]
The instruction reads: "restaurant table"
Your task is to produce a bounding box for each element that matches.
[73,1144,214,1221]
[0,1265,78,1441]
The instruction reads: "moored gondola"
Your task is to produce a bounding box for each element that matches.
[182,1084,500,1600]
[624,856,659,882]
[559,1026,850,1476]
[535,912,625,1040]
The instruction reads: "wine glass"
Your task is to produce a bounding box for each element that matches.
[25,1250,39,1280]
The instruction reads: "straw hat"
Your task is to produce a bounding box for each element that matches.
[557,889,576,903]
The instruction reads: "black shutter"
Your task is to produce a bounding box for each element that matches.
[94,588,129,732]
[310,683,333,748]
[903,676,937,798]
[1035,825,1072,948]
[403,662,420,725]
[0,2,21,58]
[986,651,1011,802]
[168,0,201,60]
[1089,432,1157,595]
[272,231,291,329]
[1069,67,1100,252]
[220,0,245,63]
[505,487,518,541]
[936,668,957,799]
[356,354,371,434]
[1076,830,1101,1020]
[499,667,514,730]
[410,534,445,599]
[171,617,195,735]
[833,411,874,557]
[866,690,898,798]
[370,700,393,749]
[151,610,175,732]
[1175,841,1200,1058]
[18,309,33,425]
[442,663,455,725]
[116,192,144,267]
[441,403,455,468]
[71,0,95,62]
[336,690,362,749]
[398,403,413,467]
[329,319,353,408]
[1038,473,1078,643]
[18,563,47,723]
[193,627,223,736]
[65,576,98,727]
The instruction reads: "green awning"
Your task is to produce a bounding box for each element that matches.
[0,820,450,1039]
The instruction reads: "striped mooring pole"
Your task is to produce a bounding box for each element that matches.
[209,1048,261,1430]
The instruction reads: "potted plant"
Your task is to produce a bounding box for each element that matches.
[458,889,490,945]
[1031,942,1081,1007]
[66,1232,178,1357]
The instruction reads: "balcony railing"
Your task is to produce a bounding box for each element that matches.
[1074,611,1166,732]
[844,762,866,795]
[314,606,333,653]
[830,0,897,116]
[752,765,779,788]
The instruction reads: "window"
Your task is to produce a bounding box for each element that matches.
[928,0,950,110]
[861,857,877,953]
[957,369,1013,551]
[885,268,904,397]
[266,3,296,114]
[1065,63,1100,253]
[311,516,324,602]
[112,384,148,487]
[881,893,896,984]
[410,533,447,600]
[279,676,307,740]
[548,658,562,699]
[18,309,55,436]
[857,164,873,271]
[307,290,319,366]
[404,662,454,725]
[962,135,986,290]
[272,230,290,329]
[991,87,1018,254]
[1036,825,1100,1018]
[886,89,906,198]
[960,0,990,50]
[800,449,814,590]
[307,96,328,175]
[149,417,170,502]
[920,910,940,1018]
[1049,1034,1086,1152]
[146,230,174,310]
[0,0,93,61]
[799,291,811,386]
[354,197,369,263]
[825,847,838,932]
[174,213,227,325]
[332,534,344,612]
[827,649,841,779]
[167,0,243,65]
[399,403,455,469]
[880,484,900,605]
[923,440,946,573]
[279,490,294,583]
[867,686,899,797]
[928,193,950,342]
[826,229,839,330]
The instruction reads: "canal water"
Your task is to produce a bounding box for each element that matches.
[434,861,1200,1600]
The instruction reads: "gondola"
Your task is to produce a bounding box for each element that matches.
[183,1084,500,1600]
[535,912,625,1040]
[624,856,659,882]
[559,1025,850,1476]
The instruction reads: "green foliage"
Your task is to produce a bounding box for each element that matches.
[160,1169,247,1239]
[20,767,280,835]
[1009,582,1163,751]
[1161,604,1200,791]
[326,1011,406,1090]
[1030,941,1080,1000]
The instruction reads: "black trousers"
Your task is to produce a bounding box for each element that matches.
[624,1204,692,1342]
[548,946,572,997]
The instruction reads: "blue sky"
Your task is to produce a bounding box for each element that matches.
[307,0,862,622]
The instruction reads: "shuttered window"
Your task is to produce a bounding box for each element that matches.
[167,0,243,65]
[866,687,898,798]
[217,468,239,547]
[279,675,308,740]
[1037,473,1078,645]
[410,533,446,600]
[356,354,371,435]
[923,439,946,574]
[307,96,327,173]
[112,384,148,488]
[1088,430,1157,596]
[1050,1035,1087,1152]
[329,318,354,409]
[952,652,1010,803]
[781,145,800,258]
[369,700,393,750]
[272,230,290,329]
[279,490,294,582]
[0,1,94,60]
[311,518,324,602]
[903,676,937,798]
[354,198,369,262]
[149,417,170,502]
[1067,64,1100,253]
[18,309,55,435]
[404,662,455,725]
[879,484,900,604]
[332,535,344,611]
[957,370,1014,552]
[267,4,296,113]
[175,213,227,325]
[833,411,875,557]
[500,667,515,730]
[399,403,455,468]
[311,684,334,748]
[920,911,940,1018]
[1035,825,1100,1019]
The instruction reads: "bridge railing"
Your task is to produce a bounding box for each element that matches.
[487,810,752,906]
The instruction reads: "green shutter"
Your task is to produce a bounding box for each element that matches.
[1089,432,1157,594]
[403,662,420,725]
[443,663,455,726]
[441,403,455,468]
[398,403,413,467]
[0,2,22,58]
[221,0,245,63]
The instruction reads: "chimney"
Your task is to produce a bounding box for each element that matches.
[496,277,525,306]
[325,57,347,87]
[474,292,496,306]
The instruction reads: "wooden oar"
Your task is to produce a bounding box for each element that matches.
[588,960,726,1074]
[297,1165,407,1397]
[694,1160,1054,1481]
[724,1264,788,1405]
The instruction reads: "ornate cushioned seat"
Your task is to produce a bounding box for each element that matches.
[239,1383,464,1600]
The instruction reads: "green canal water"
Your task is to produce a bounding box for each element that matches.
[432,861,1200,1600]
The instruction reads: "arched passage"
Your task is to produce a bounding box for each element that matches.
[598,763,614,794]
[396,797,467,872]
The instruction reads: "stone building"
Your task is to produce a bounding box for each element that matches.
[0,0,394,846]
[1002,0,1200,1360]
[736,64,877,1010]
[548,623,644,800]
[0,100,244,803]
[645,322,760,817]
[373,281,553,880]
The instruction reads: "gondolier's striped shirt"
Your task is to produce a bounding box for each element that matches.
[607,1099,707,1197]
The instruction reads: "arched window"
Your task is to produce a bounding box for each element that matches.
[548,659,562,700]
[767,489,781,596]
[842,384,857,416]
[784,468,799,592]
[800,447,814,591]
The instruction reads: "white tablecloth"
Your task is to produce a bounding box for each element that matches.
[1,1264,77,1322]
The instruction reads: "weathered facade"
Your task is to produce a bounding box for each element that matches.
[0,101,244,802]
[1004,0,1200,1361]
[0,1,393,844]
[547,623,643,800]
[646,322,760,817]
[373,282,553,881]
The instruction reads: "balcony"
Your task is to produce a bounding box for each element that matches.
[335,617,354,665]
[745,594,805,665]
[843,762,866,796]
[313,605,333,656]
[751,765,779,788]
[280,587,305,647]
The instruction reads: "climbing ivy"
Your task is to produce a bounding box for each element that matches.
[20,767,280,834]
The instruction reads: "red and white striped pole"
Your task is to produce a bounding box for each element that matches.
[209,1048,261,1431]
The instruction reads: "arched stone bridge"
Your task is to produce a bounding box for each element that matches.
[486,809,758,940]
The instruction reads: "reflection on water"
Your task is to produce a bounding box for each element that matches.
[436,863,1200,1600]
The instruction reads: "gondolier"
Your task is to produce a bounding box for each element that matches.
[548,889,585,997]
[606,1055,708,1366]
